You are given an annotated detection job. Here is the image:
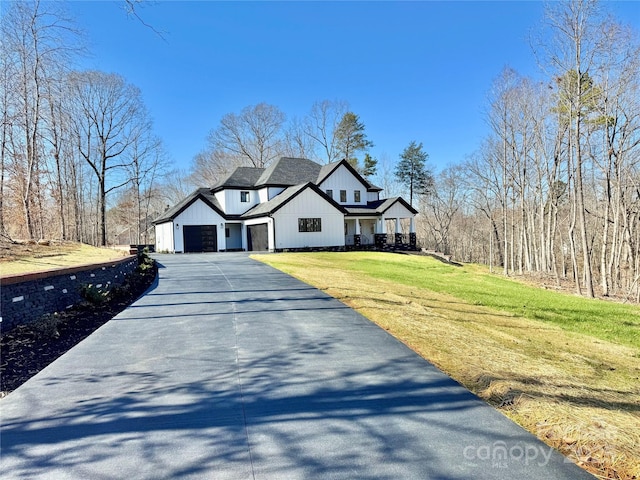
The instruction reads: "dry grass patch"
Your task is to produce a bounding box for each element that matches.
[0,241,128,276]
[254,252,640,480]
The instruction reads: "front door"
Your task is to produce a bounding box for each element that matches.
[247,223,268,251]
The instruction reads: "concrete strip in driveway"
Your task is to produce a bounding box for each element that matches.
[1,253,593,479]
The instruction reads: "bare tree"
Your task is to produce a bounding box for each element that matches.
[303,99,349,164]
[421,164,467,255]
[0,25,15,238]
[372,152,403,198]
[189,148,246,187]
[69,70,146,246]
[485,67,521,275]
[283,116,316,159]
[160,168,194,205]
[207,103,286,169]
[126,118,165,244]
[0,0,82,240]
[542,0,611,297]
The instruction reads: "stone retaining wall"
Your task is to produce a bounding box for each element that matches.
[0,256,138,331]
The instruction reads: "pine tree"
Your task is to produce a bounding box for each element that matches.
[362,153,377,178]
[334,112,373,168]
[395,141,433,207]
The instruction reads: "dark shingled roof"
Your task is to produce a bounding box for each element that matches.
[256,157,322,186]
[215,167,265,189]
[153,188,224,224]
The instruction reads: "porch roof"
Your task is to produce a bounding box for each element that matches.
[344,197,418,217]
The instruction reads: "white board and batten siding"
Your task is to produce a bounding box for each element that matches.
[173,198,226,252]
[257,187,285,203]
[214,191,226,212]
[318,164,368,206]
[221,189,259,215]
[273,188,344,249]
[383,200,415,220]
[155,222,174,252]
[367,191,380,202]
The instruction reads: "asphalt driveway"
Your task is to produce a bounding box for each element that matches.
[0,253,593,479]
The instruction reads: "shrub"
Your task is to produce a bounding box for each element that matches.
[80,283,110,305]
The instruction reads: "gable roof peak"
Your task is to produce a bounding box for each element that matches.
[317,158,377,190]
[153,187,223,224]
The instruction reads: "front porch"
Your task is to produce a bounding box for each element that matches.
[344,216,417,251]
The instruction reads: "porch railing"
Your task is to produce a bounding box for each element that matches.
[347,233,416,250]
[345,234,374,246]
[397,233,411,244]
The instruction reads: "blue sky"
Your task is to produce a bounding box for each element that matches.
[69,1,639,174]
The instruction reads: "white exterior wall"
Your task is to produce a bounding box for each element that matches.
[367,191,380,202]
[155,222,175,253]
[214,191,226,212]
[318,165,368,205]
[273,189,344,249]
[173,199,226,252]
[223,189,259,215]
[257,187,285,203]
[384,201,415,219]
[258,188,269,203]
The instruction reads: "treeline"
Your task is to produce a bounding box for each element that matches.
[4,0,640,302]
[0,0,167,247]
[418,1,640,300]
[190,100,378,185]
[0,0,383,248]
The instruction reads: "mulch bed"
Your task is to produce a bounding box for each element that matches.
[0,260,158,396]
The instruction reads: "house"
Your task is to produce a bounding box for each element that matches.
[153,157,418,253]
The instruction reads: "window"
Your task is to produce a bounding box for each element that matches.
[340,190,347,202]
[298,218,322,232]
[354,190,361,202]
[240,191,250,202]
[326,189,333,199]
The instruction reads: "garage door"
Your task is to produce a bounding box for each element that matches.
[247,223,268,251]
[183,225,217,253]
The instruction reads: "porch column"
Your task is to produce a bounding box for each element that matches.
[241,223,247,251]
[395,218,402,245]
[354,219,361,248]
[410,217,417,250]
[375,217,386,249]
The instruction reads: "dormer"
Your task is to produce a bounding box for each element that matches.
[211,167,263,215]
